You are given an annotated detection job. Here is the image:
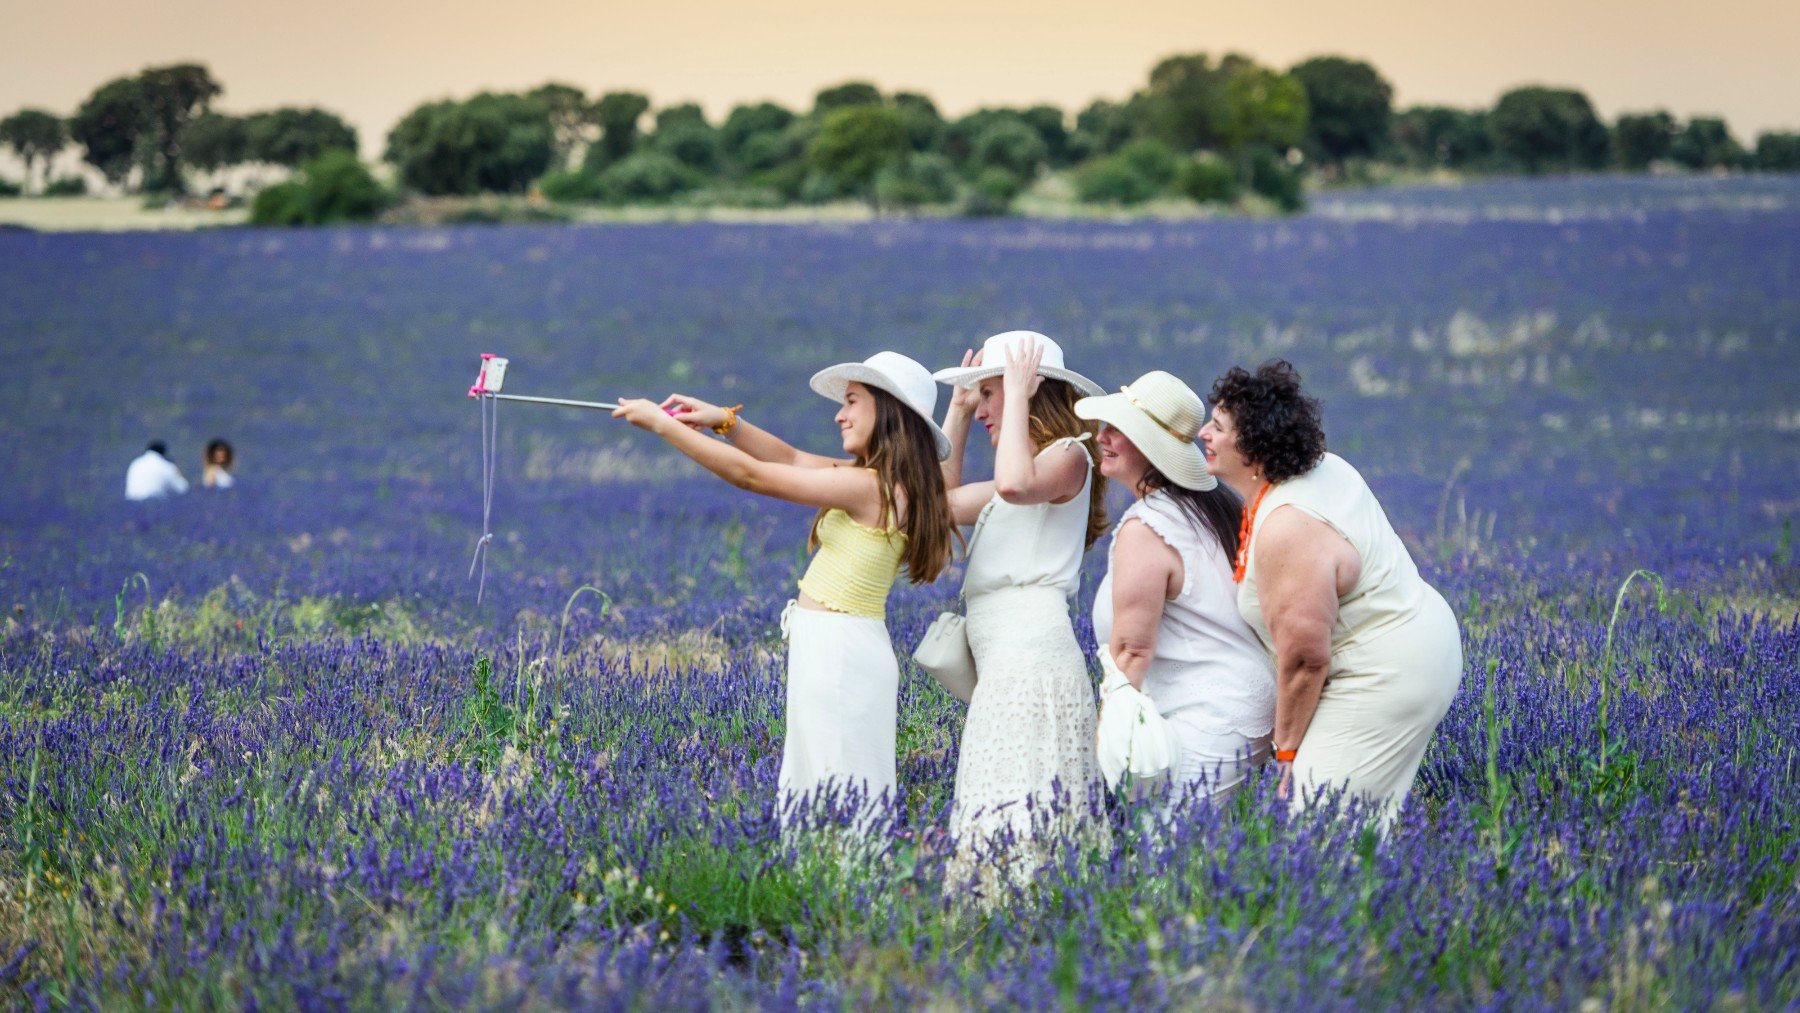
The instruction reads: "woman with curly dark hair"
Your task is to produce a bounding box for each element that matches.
[1202,359,1462,829]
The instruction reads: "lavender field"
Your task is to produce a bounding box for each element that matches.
[2,175,1797,1007]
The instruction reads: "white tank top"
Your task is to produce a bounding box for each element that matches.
[960,437,1093,599]
[1237,453,1430,678]
[1093,491,1275,737]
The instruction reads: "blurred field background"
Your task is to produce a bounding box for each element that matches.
[0,175,1796,1006]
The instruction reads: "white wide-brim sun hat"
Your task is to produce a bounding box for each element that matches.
[809,351,953,460]
[931,330,1106,398]
[1075,370,1218,491]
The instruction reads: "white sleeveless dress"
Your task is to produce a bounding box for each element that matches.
[948,438,1104,888]
[1093,491,1275,805]
[1238,453,1464,825]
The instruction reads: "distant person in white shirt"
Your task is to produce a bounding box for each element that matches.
[202,438,235,489]
[125,441,190,501]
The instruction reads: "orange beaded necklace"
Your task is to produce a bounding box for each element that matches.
[1232,480,1275,583]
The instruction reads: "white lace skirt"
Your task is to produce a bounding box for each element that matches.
[949,586,1103,885]
[779,603,898,824]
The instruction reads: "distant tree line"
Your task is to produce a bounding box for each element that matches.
[5,56,1800,218]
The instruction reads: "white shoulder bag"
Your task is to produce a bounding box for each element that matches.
[912,506,987,702]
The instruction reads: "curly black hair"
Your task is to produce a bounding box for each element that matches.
[1207,360,1326,483]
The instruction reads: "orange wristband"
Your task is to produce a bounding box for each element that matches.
[712,405,744,437]
[1275,748,1298,762]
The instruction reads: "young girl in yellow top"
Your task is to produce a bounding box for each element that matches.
[612,352,955,822]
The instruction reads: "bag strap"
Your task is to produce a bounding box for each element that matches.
[956,497,998,604]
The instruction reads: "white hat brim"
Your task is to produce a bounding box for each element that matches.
[809,363,953,460]
[931,364,1106,398]
[1075,392,1216,491]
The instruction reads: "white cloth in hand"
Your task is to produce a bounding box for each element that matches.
[1094,646,1179,790]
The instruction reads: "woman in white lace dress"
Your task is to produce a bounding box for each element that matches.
[933,331,1109,891]
[1077,371,1276,807]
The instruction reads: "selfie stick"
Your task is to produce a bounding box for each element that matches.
[467,354,621,411]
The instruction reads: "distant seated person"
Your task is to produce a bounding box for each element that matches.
[203,438,236,489]
[125,440,189,501]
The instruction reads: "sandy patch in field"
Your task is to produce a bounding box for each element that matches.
[0,197,247,231]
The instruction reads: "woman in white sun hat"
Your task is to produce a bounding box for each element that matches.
[932,330,1109,890]
[1075,370,1276,810]
[613,351,956,826]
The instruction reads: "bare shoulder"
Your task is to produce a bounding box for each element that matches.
[1261,504,1341,553]
[1115,517,1182,599]
[1115,517,1180,566]
[1040,438,1091,502]
[1260,504,1359,594]
[842,463,889,527]
[1040,438,1092,470]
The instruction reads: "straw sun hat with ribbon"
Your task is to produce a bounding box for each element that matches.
[809,351,953,460]
[931,330,1106,398]
[1074,370,1218,491]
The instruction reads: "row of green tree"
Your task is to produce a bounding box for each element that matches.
[5,57,1800,219]
[500,59,1320,213]
[1388,93,1800,175]
[0,66,358,196]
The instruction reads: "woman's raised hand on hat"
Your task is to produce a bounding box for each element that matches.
[660,393,724,431]
[945,349,983,416]
[1002,339,1044,401]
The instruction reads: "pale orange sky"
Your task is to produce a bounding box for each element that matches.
[6,0,1798,156]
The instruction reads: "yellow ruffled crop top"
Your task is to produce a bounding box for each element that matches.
[797,508,906,619]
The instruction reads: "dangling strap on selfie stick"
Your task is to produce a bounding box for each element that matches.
[464,353,679,602]
[468,388,498,603]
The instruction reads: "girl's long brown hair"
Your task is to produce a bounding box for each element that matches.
[809,387,955,584]
[1024,379,1109,549]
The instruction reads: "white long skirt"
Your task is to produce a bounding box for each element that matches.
[778,603,899,824]
[949,586,1103,891]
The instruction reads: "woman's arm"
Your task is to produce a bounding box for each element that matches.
[947,480,995,527]
[994,342,1088,505]
[940,349,981,489]
[1105,519,1183,689]
[1256,506,1359,771]
[661,394,847,470]
[616,399,880,519]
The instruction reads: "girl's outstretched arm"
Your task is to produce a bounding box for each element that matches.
[616,398,881,520]
[661,394,846,469]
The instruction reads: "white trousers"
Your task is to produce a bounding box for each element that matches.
[778,604,899,821]
[1163,713,1271,809]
